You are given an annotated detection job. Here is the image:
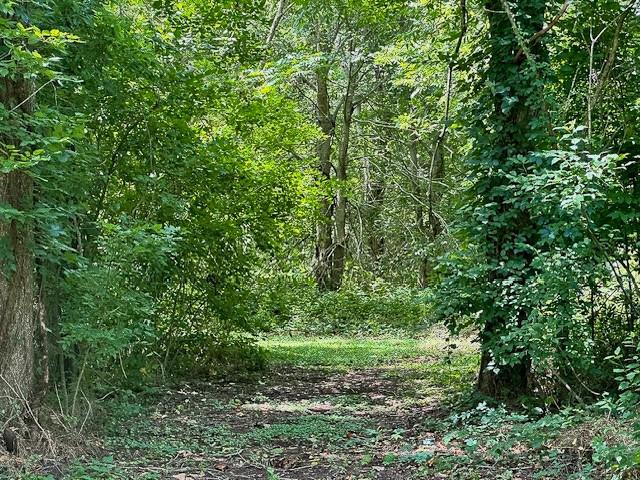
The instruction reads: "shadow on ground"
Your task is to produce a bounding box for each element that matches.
[102,335,478,479]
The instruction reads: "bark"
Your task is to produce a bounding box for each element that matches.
[0,77,36,413]
[266,0,288,45]
[409,132,430,288]
[313,68,335,291]
[362,71,389,271]
[362,155,385,268]
[428,144,445,243]
[477,330,532,397]
[422,141,445,286]
[588,3,634,139]
[330,61,357,290]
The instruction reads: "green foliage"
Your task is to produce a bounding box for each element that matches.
[439,402,640,480]
[28,0,318,384]
[604,339,640,415]
[258,276,433,335]
[4,2,640,476]
[440,128,640,394]
[65,457,125,480]
[436,0,640,397]
[59,223,177,375]
[297,286,431,334]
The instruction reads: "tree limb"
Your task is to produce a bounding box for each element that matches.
[515,0,573,62]
[266,0,289,45]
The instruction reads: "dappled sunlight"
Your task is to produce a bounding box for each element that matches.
[89,329,481,478]
[2,1,638,478]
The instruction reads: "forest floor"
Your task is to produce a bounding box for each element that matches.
[92,332,482,480]
[4,327,637,479]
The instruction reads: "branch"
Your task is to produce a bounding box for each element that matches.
[593,2,636,105]
[499,0,532,61]
[9,79,56,113]
[266,0,290,45]
[514,0,573,63]
[587,0,638,139]
[429,0,468,195]
[517,0,572,62]
[92,120,140,221]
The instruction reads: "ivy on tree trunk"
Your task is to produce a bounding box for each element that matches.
[474,0,549,396]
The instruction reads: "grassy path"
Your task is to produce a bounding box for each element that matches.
[15,328,635,479]
[90,330,479,479]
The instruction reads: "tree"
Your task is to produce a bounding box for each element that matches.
[0,0,75,431]
[439,0,554,396]
[1,3,43,419]
[0,74,36,412]
[269,0,410,291]
[474,0,551,396]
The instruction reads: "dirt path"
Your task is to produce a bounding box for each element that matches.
[102,345,477,480]
[4,334,622,479]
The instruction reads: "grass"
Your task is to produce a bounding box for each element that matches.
[261,325,477,369]
[248,414,366,443]
[6,327,640,479]
[261,329,480,406]
[263,335,424,367]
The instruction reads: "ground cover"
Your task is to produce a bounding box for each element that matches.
[4,328,638,479]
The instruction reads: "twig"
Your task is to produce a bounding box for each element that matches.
[53,383,70,433]
[587,0,638,140]
[79,390,92,434]
[71,355,87,418]
[9,79,55,112]
[0,374,55,455]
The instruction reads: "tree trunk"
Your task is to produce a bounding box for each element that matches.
[0,77,36,413]
[363,155,385,269]
[330,71,356,290]
[476,0,547,397]
[409,132,431,288]
[477,341,531,396]
[363,73,389,273]
[419,140,446,287]
[428,141,445,243]
[313,68,335,291]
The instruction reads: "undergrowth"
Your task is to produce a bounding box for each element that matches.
[3,329,640,479]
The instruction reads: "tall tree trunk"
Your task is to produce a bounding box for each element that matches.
[313,68,335,291]
[362,154,385,269]
[363,73,389,273]
[423,140,445,285]
[477,0,547,397]
[0,77,36,413]
[409,132,430,288]
[330,70,356,290]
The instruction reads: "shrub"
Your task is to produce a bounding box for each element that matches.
[257,277,435,335]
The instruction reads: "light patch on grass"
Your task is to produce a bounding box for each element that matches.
[261,325,478,370]
[247,414,365,444]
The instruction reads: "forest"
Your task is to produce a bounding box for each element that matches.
[1,0,640,478]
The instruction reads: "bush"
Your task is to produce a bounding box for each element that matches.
[256,277,435,335]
